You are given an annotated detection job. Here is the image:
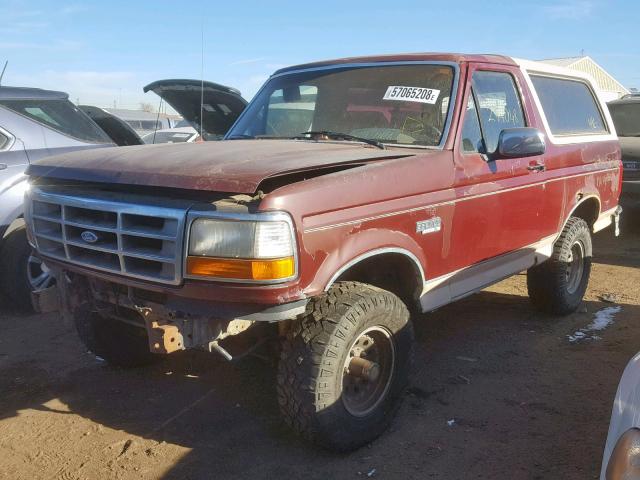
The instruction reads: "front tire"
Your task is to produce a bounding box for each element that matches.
[527,217,592,315]
[277,281,414,452]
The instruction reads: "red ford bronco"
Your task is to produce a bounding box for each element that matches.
[24,53,622,451]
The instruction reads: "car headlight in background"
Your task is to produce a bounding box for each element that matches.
[186,216,296,282]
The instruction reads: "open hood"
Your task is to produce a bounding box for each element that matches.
[143,79,247,140]
[26,140,415,194]
[78,105,143,146]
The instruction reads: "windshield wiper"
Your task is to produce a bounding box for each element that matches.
[227,134,301,140]
[300,131,385,150]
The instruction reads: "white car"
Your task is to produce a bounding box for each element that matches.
[142,126,199,144]
[600,352,640,479]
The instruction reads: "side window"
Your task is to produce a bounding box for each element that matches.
[530,75,607,136]
[471,71,526,153]
[461,96,483,153]
[265,86,317,136]
[0,131,9,150]
[0,99,111,143]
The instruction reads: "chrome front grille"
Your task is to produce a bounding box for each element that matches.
[27,187,190,285]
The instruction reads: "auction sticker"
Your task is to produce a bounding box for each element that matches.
[382,86,440,104]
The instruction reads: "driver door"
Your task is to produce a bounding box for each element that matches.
[449,64,545,277]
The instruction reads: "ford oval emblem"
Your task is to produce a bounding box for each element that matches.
[81,230,99,244]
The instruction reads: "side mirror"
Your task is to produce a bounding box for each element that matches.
[496,127,545,158]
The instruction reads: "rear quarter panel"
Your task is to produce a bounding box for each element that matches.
[517,62,622,231]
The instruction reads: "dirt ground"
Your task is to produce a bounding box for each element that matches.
[1,198,639,480]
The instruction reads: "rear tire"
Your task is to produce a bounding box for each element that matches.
[277,281,413,452]
[74,311,161,368]
[527,217,592,315]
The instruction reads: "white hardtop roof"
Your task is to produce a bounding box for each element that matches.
[538,57,584,68]
[513,58,596,83]
[511,58,617,144]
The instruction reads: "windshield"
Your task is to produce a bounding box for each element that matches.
[0,99,112,144]
[609,103,640,137]
[228,64,455,147]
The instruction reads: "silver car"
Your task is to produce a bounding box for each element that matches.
[0,86,114,309]
[1,79,246,309]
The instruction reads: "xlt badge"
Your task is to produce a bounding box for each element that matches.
[416,217,442,235]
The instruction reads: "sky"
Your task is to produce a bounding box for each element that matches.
[0,0,638,112]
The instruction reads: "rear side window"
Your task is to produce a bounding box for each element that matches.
[530,75,608,136]
[0,99,111,143]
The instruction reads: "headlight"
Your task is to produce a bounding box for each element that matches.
[186,216,296,282]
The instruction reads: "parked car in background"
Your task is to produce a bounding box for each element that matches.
[25,54,622,450]
[102,108,172,137]
[1,77,246,310]
[0,86,115,308]
[78,105,144,146]
[608,95,640,195]
[141,126,198,144]
[600,352,640,479]
[143,79,247,140]
[172,119,191,128]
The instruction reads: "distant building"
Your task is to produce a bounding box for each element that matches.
[540,56,629,102]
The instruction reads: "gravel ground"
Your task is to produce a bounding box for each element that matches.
[1,197,639,480]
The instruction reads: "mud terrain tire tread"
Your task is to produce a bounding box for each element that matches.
[277,281,413,452]
[527,217,592,315]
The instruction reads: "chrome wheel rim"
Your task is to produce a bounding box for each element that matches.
[342,326,395,417]
[566,241,585,295]
[27,254,54,291]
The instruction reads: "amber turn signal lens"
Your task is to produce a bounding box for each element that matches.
[186,256,295,281]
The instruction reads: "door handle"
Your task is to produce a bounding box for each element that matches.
[527,162,545,172]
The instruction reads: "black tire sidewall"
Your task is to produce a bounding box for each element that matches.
[527,217,592,315]
[76,311,160,368]
[562,237,591,304]
[552,219,592,312]
[0,225,33,310]
[318,301,413,448]
[279,282,414,451]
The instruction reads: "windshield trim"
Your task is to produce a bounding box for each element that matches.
[224,61,460,150]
